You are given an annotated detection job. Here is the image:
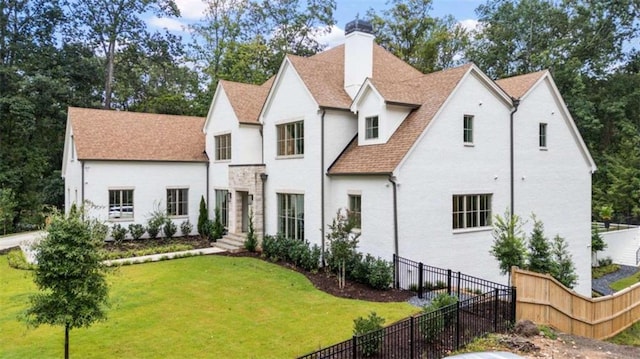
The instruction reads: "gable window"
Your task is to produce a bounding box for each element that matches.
[365,116,379,139]
[349,194,361,229]
[109,189,134,220]
[539,123,547,148]
[463,115,474,144]
[215,134,231,160]
[215,189,229,227]
[167,188,188,216]
[278,193,304,240]
[452,194,492,229]
[277,121,304,156]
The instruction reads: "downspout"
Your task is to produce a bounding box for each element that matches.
[81,161,85,220]
[320,109,326,264]
[510,98,520,218]
[206,161,210,208]
[388,175,399,258]
[260,173,268,240]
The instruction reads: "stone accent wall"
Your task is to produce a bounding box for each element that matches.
[228,165,266,241]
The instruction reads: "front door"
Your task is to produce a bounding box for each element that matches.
[241,192,249,232]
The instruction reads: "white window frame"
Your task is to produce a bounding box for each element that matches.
[365,116,379,140]
[215,133,231,161]
[452,194,492,230]
[539,123,547,149]
[167,188,189,217]
[463,115,474,144]
[215,189,229,227]
[349,194,362,229]
[108,189,134,220]
[277,121,304,156]
[277,193,304,240]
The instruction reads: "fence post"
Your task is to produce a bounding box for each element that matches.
[455,300,461,351]
[393,254,399,289]
[410,315,415,359]
[493,288,499,332]
[352,335,357,359]
[456,271,461,297]
[447,269,452,295]
[418,262,424,299]
[510,286,517,324]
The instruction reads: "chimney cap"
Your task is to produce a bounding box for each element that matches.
[345,19,373,35]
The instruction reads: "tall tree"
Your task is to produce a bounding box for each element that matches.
[71,0,180,109]
[367,0,469,72]
[490,211,527,284]
[24,210,109,359]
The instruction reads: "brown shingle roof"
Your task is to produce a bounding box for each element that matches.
[68,107,207,162]
[221,78,273,124]
[287,44,424,109]
[328,64,473,174]
[496,70,547,99]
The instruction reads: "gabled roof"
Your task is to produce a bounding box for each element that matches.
[68,107,207,162]
[286,44,424,110]
[496,70,547,99]
[220,78,273,124]
[328,64,474,174]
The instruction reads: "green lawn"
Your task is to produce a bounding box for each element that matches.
[610,272,640,292]
[0,255,418,358]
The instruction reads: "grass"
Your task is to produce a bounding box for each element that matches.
[0,255,418,358]
[609,272,640,292]
[610,320,640,346]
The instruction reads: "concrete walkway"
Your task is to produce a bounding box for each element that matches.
[0,231,44,250]
[104,247,225,266]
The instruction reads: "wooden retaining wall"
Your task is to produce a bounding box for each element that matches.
[512,267,640,340]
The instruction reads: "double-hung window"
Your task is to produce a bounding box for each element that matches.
[167,188,188,216]
[215,134,231,160]
[539,123,547,148]
[277,121,304,156]
[109,189,134,219]
[463,115,474,144]
[452,194,492,229]
[365,116,379,139]
[349,195,361,229]
[278,193,304,240]
[215,189,229,227]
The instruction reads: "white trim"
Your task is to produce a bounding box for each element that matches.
[275,189,305,195]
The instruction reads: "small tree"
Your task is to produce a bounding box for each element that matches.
[526,215,554,274]
[591,226,607,264]
[599,205,613,229]
[550,234,578,288]
[210,207,224,241]
[326,209,360,289]
[0,188,17,235]
[490,210,526,285]
[244,210,258,252]
[24,210,109,359]
[197,196,208,237]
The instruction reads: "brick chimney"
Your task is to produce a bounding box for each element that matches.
[344,19,374,99]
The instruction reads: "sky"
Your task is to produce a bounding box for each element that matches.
[148,0,485,46]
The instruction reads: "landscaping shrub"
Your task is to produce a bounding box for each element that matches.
[128,223,146,240]
[163,219,177,238]
[7,249,36,270]
[420,293,458,342]
[180,220,193,237]
[366,257,393,290]
[197,196,208,237]
[261,233,320,271]
[111,223,127,244]
[353,312,385,357]
[211,208,224,241]
[91,221,109,242]
[261,235,277,260]
[244,212,258,252]
[598,257,613,267]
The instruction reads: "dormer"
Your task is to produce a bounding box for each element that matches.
[344,19,374,99]
[351,79,419,146]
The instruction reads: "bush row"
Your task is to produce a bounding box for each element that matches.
[100,244,194,260]
[262,233,321,272]
[326,251,394,290]
[109,220,194,243]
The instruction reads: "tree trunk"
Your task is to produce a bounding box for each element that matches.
[104,39,116,109]
[65,324,69,359]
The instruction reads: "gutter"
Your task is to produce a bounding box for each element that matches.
[320,109,326,264]
[510,98,520,217]
[388,175,399,289]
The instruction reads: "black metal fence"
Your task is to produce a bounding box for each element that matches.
[297,256,516,359]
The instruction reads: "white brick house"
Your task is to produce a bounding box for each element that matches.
[63,20,596,295]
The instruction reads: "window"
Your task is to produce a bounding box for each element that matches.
[349,195,361,229]
[278,193,304,240]
[539,123,547,148]
[167,188,188,216]
[452,194,492,229]
[365,116,379,139]
[277,121,304,156]
[463,115,474,144]
[109,189,134,219]
[215,189,229,227]
[215,134,231,160]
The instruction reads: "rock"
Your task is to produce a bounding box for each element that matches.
[514,319,540,337]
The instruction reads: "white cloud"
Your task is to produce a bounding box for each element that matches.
[149,17,188,32]
[174,0,208,20]
[316,25,346,48]
[458,19,480,33]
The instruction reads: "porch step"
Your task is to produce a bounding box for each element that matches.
[214,232,247,253]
